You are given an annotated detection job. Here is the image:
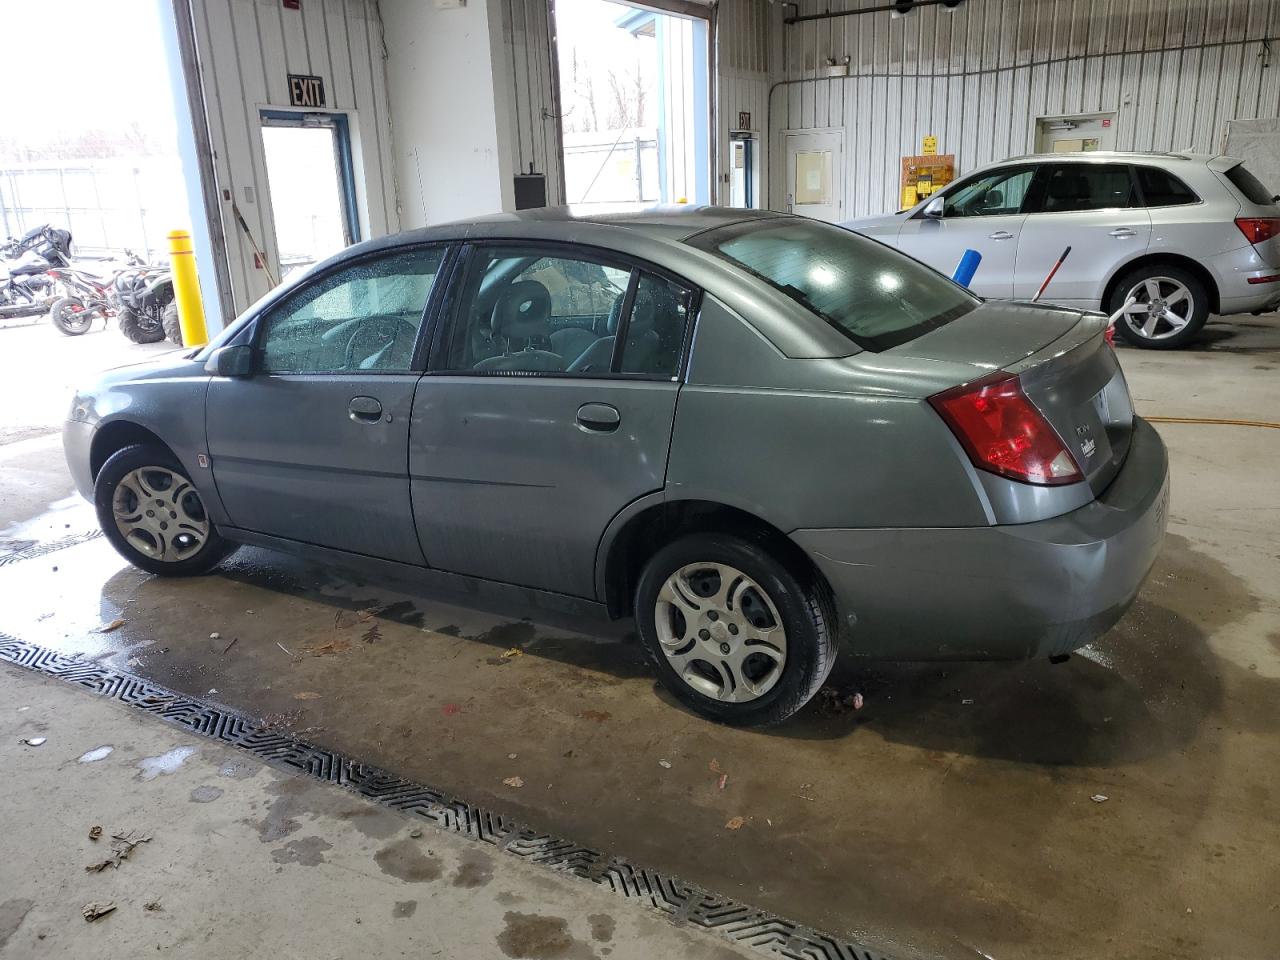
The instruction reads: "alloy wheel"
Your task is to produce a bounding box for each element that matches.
[653,562,787,703]
[111,466,210,562]
[1119,276,1195,341]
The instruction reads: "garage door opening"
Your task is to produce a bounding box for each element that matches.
[259,111,359,279]
[553,0,709,211]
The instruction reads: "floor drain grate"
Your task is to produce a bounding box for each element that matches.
[0,632,894,960]
[0,529,104,566]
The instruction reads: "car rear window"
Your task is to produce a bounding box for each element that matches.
[1224,164,1278,206]
[1135,166,1200,206]
[688,218,977,351]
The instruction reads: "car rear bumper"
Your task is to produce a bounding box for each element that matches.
[792,416,1170,660]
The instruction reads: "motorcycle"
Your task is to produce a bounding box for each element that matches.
[46,251,153,338]
[0,225,71,320]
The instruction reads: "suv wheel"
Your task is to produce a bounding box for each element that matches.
[94,443,234,576]
[634,533,836,727]
[1108,264,1209,349]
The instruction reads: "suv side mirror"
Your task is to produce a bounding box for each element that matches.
[922,195,945,219]
[205,344,253,378]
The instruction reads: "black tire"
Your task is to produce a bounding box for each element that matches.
[162,301,183,346]
[94,443,235,577]
[1107,263,1209,349]
[49,296,93,336]
[634,532,837,727]
[118,306,165,344]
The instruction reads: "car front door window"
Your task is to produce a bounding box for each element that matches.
[259,247,446,374]
[941,167,1036,218]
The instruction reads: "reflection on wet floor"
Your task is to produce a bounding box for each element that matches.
[2,514,1278,960]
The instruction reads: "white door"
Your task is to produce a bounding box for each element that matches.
[895,163,1038,300]
[784,131,843,223]
[1014,162,1151,306]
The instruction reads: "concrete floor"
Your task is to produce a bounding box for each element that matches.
[1,314,1278,959]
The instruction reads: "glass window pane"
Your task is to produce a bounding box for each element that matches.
[1039,163,1136,212]
[259,247,444,374]
[689,219,976,351]
[446,248,630,375]
[942,166,1035,217]
[794,151,832,205]
[619,274,692,377]
[1224,163,1276,205]
[1135,166,1200,206]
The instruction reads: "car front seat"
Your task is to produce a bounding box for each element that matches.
[473,280,564,372]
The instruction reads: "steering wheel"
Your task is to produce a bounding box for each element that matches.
[343,315,421,369]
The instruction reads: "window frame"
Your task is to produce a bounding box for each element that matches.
[913,163,1040,220]
[251,242,459,377]
[1130,164,1204,209]
[426,239,702,383]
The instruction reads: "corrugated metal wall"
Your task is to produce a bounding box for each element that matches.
[189,0,397,310]
[773,0,1280,217]
[500,0,564,206]
[716,0,774,202]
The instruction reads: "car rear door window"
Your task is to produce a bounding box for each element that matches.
[258,247,445,374]
[617,274,694,378]
[1134,166,1200,206]
[940,165,1037,217]
[1032,163,1137,212]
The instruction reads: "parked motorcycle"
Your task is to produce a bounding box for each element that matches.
[0,225,71,320]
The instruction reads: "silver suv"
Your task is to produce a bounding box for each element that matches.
[847,152,1280,348]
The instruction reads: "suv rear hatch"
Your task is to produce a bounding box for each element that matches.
[893,300,1134,494]
[1215,159,1280,267]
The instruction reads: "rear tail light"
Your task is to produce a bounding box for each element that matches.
[929,372,1083,486]
[1234,217,1280,245]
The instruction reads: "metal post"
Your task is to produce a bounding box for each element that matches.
[168,229,209,346]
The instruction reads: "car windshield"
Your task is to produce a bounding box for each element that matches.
[688,218,977,351]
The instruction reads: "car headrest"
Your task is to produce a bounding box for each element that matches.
[491,281,551,340]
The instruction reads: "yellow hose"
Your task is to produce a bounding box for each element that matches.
[1146,415,1280,430]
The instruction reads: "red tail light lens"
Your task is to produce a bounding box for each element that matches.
[929,373,1083,486]
[1235,217,1280,245]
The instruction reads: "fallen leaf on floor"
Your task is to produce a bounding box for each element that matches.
[143,901,162,912]
[293,692,322,701]
[503,776,525,788]
[98,619,126,633]
[86,831,151,872]
[725,816,746,830]
[709,758,723,774]
[658,759,672,769]
[88,825,102,841]
[301,638,350,658]
[1091,794,1109,803]
[501,647,523,659]
[360,624,381,644]
[441,703,462,717]
[508,753,518,759]
[717,773,728,791]
[19,737,46,747]
[577,710,611,722]
[82,901,116,922]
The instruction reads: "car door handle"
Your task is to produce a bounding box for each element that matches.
[348,396,383,423]
[576,402,621,433]
[1109,228,1137,238]
[988,230,1015,241]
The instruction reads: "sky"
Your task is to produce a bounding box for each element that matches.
[0,0,178,149]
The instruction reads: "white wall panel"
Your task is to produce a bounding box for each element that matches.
[769,0,1280,218]
[188,0,396,312]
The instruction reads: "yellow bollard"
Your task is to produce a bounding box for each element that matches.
[167,229,209,348]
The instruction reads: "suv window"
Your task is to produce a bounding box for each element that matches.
[1135,166,1200,206]
[689,218,977,352]
[259,247,445,374]
[940,165,1036,217]
[1224,163,1278,206]
[1032,163,1136,212]
[442,247,692,378]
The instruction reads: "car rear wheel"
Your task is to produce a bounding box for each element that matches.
[634,533,836,727]
[1108,265,1209,349]
[94,443,234,576]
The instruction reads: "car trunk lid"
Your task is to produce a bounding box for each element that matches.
[894,300,1134,494]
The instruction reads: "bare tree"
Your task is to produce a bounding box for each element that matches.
[605,57,647,130]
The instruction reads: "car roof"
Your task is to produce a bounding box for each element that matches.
[424,204,787,242]
[996,150,1230,167]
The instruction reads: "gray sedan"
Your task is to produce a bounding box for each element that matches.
[64,207,1169,726]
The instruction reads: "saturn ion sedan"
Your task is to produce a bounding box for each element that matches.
[64,207,1170,726]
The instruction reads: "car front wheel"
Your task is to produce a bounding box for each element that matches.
[94,443,234,576]
[634,533,836,727]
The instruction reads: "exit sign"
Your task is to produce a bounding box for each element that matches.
[287,74,326,108]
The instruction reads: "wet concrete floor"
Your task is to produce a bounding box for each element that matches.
[2,319,1278,959]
